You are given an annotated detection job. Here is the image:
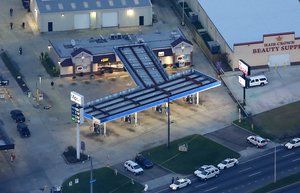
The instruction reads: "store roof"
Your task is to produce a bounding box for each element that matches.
[36,0,152,13]
[50,29,185,58]
[198,0,300,50]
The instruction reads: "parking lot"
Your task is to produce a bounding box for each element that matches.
[1,0,300,192]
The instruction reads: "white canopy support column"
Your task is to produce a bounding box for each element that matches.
[134,112,138,125]
[103,122,107,136]
[196,92,199,105]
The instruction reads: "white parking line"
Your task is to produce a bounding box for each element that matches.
[248,171,262,177]
[239,167,252,173]
[282,152,295,157]
[195,182,207,188]
[204,186,218,192]
[292,157,300,162]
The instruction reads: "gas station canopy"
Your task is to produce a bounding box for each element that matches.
[84,44,221,123]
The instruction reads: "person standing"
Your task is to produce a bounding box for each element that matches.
[10,22,13,30]
[10,8,13,17]
[22,22,25,29]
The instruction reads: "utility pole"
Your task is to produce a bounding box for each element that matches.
[274,146,277,183]
[90,157,95,193]
[181,0,185,26]
[167,97,170,148]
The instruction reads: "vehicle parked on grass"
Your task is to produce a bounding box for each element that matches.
[124,160,143,175]
[247,135,268,148]
[217,158,239,170]
[196,167,220,181]
[285,138,300,149]
[10,109,25,123]
[194,165,215,176]
[135,153,154,169]
[169,178,191,191]
[17,123,30,137]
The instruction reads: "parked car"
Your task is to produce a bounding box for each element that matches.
[135,153,154,169]
[194,165,215,176]
[17,123,30,137]
[248,75,268,87]
[285,138,300,149]
[10,109,25,123]
[247,135,268,148]
[217,158,239,170]
[195,166,220,181]
[124,160,143,175]
[169,178,191,191]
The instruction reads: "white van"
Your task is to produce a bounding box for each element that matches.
[248,75,268,87]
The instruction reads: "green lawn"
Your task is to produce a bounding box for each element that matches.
[253,172,300,193]
[234,100,300,141]
[62,167,143,193]
[142,134,240,174]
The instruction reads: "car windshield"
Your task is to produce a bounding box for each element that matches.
[289,140,295,144]
[201,171,208,175]
[133,165,141,169]
[221,160,228,164]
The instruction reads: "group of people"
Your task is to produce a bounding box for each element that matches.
[9,8,26,30]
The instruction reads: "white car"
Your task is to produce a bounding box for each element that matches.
[124,160,144,175]
[217,158,239,170]
[194,165,215,176]
[196,167,220,181]
[285,138,300,149]
[169,178,191,191]
[247,135,268,148]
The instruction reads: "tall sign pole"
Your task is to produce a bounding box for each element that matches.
[167,97,170,148]
[238,60,251,106]
[71,91,84,160]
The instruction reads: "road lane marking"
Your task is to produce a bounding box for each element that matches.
[282,152,295,157]
[195,182,207,188]
[248,171,262,177]
[204,187,218,192]
[239,147,284,165]
[292,157,300,162]
[239,167,252,173]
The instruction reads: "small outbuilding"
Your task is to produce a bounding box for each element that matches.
[31,0,153,32]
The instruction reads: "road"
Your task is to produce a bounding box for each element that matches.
[149,146,300,193]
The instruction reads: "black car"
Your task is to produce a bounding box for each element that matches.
[135,154,154,169]
[10,110,25,123]
[17,123,31,137]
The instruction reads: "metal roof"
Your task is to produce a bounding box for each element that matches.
[36,0,152,13]
[84,44,220,123]
[114,44,169,87]
[0,127,15,150]
[198,0,300,50]
[50,29,185,58]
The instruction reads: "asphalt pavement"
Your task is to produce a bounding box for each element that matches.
[148,146,300,193]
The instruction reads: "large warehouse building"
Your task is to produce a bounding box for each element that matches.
[30,0,152,32]
[187,0,300,70]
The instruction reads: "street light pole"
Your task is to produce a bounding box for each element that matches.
[167,97,170,148]
[274,146,277,183]
[90,157,94,193]
[181,0,185,26]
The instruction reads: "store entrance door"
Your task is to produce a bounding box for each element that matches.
[268,54,290,67]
